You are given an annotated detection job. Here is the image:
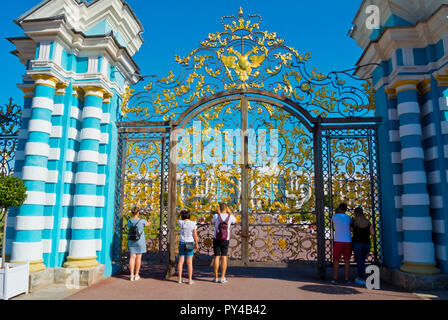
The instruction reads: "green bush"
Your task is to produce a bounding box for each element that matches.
[0,175,27,209]
[0,175,27,266]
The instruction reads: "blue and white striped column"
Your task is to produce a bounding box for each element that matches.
[60,87,84,262]
[97,93,112,268]
[432,77,448,273]
[47,83,69,268]
[64,86,106,268]
[394,80,439,274]
[10,74,59,273]
[6,86,34,259]
[385,88,405,263]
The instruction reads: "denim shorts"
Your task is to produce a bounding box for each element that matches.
[178,241,194,257]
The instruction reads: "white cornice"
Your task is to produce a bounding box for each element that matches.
[25,60,124,95]
[15,0,143,56]
[355,5,448,79]
[11,18,140,84]
[351,0,394,50]
[370,54,448,91]
[7,38,36,66]
[352,1,448,50]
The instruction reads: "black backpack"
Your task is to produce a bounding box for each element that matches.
[128,219,142,241]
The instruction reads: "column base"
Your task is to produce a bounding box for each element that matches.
[63,256,99,269]
[10,259,46,274]
[400,261,440,275]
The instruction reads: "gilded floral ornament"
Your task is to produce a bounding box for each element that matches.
[121,8,375,122]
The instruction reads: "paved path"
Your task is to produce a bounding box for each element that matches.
[65,264,432,300]
[13,284,86,300]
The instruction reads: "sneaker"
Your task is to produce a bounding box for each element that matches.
[178,279,183,284]
[188,280,195,285]
[330,279,337,285]
[220,278,228,284]
[130,276,135,281]
[213,278,219,283]
[134,275,140,281]
[354,278,366,285]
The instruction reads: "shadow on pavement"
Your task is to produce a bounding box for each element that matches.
[299,284,360,295]
[110,262,422,298]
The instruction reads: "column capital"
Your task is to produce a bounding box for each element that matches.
[103,92,113,104]
[418,79,432,96]
[55,83,69,95]
[72,86,85,101]
[82,86,107,99]
[18,84,34,98]
[392,79,420,94]
[385,88,396,99]
[435,74,448,87]
[32,74,59,89]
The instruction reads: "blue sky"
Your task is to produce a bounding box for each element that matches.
[0,0,364,106]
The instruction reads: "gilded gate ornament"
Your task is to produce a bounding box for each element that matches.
[117,8,381,266]
[121,8,375,121]
[220,47,266,84]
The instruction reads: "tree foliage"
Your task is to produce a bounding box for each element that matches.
[0,175,27,209]
[0,175,27,267]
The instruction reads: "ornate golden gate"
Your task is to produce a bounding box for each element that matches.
[113,9,383,279]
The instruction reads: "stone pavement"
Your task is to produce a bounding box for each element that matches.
[62,264,446,300]
[11,264,448,301]
[13,283,87,300]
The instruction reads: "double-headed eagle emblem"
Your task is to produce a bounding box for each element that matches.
[220,47,266,83]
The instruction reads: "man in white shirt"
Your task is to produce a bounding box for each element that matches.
[211,203,237,283]
[331,203,352,284]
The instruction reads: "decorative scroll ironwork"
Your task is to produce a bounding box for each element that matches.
[112,130,170,270]
[247,212,317,263]
[175,99,242,213]
[0,98,22,176]
[114,8,383,272]
[0,98,22,252]
[321,127,383,264]
[190,218,242,265]
[122,8,375,122]
[247,99,314,213]
[191,212,317,265]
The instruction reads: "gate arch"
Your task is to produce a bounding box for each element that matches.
[175,89,315,132]
[114,8,382,279]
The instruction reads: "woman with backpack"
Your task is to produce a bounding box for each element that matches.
[128,205,151,281]
[211,203,237,284]
[351,207,374,285]
[177,209,198,284]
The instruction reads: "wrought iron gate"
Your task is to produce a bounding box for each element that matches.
[112,123,170,271]
[0,98,22,176]
[113,9,384,278]
[113,95,383,275]
[320,125,383,265]
[0,98,22,252]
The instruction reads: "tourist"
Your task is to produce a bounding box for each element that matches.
[212,203,237,283]
[128,205,151,281]
[177,209,199,285]
[331,203,352,284]
[351,207,374,285]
